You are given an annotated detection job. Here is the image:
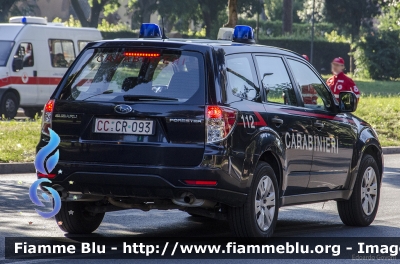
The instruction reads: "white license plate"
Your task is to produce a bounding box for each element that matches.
[94,118,154,135]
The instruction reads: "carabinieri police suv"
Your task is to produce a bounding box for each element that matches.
[37,23,383,238]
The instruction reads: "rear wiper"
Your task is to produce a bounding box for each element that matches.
[82,90,113,101]
[123,95,178,101]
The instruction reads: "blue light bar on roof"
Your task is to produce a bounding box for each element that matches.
[232,25,255,44]
[139,23,162,38]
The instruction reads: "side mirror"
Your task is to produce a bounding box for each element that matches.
[339,91,358,112]
[12,57,23,72]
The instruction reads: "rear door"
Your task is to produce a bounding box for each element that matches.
[286,58,356,192]
[52,47,206,167]
[254,55,313,195]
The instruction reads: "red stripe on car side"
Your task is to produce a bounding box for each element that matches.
[0,76,62,87]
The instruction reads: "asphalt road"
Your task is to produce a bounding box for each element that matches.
[0,154,399,264]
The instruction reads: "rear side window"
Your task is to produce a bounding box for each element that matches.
[255,56,297,106]
[226,54,260,102]
[287,59,332,110]
[48,39,76,68]
[59,49,204,103]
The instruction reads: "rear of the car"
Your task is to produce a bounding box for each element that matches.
[36,40,245,212]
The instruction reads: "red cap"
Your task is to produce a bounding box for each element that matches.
[332,57,345,65]
[302,55,309,61]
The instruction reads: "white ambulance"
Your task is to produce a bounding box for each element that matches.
[0,16,102,118]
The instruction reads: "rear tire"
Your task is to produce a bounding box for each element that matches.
[228,161,279,238]
[337,154,380,226]
[1,92,19,119]
[55,202,105,234]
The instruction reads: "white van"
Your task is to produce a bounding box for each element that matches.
[0,16,102,118]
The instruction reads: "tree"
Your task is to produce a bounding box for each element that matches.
[325,0,382,72]
[0,0,21,22]
[238,0,264,19]
[298,0,326,23]
[128,0,157,28]
[264,0,282,21]
[282,0,293,34]
[224,0,238,27]
[354,0,400,79]
[71,0,120,28]
[354,30,400,80]
[131,0,225,38]
[326,0,381,41]
[224,0,262,28]
[198,0,227,38]
[156,0,202,34]
[378,0,400,31]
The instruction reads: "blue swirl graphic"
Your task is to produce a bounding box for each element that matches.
[34,128,60,175]
[29,178,61,218]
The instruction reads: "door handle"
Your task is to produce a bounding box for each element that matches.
[33,70,37,77]
[314,120,324,130]
[271,118,283,127]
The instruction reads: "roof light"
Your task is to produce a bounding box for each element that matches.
[9,16,47,25]
[217,27,234,40]
[232,25,255,44]
[139,23,162,38]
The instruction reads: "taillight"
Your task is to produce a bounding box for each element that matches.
[206,105,237,143]
[41,99,54,135]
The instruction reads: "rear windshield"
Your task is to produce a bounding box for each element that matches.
[0,41,14,66]
[59,48,204,103]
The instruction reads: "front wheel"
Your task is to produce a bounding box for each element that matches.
[228,161,279,238]
[55,201,105,234]
[337,154,380,226]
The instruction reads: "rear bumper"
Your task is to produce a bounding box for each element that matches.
[41,162,247,207]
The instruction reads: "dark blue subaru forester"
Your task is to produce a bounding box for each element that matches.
[37,24,383,238]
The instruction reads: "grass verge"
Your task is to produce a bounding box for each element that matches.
[0,119,41,163]
[356,96,400,147]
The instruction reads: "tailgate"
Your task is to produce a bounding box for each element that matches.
[52,102,205,166]
[50,47,206,167]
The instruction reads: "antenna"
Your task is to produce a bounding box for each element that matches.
[161,17,168,40]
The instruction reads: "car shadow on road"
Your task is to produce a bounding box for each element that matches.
[0,180,47,213]
[60,206,400,239]
[1,178,399,240]
[383,167,400,188]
